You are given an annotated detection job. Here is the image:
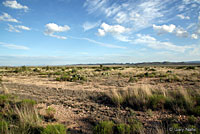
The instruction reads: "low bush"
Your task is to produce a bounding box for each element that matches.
[20,99,37,106]
[94,121,114,134]
[107,86,199,115]
[0,120,9,134]
[56,74,87,82]
[44,107,56,121]
[94,120,144,134]
[128,76,138,83]
[42,124,66,134]
[148,95,166,110]
[33,68,40,72]
[193,106,200,116]
[185,66,195,70]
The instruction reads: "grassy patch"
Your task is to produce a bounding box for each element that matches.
[56,74,87,82]
[107,86,200,115]
[42,124,66,134]
[94,119,144,134]
[0,93,66,134]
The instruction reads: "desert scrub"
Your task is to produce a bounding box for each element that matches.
[0,93,44,134]
[188,115,197,124]
[148,95,166,110]
[128,76,138,83]
[13,66,30,73]
[56,74,87,82]
[94,119,144,134]
[33,68,41,72]
[160,74,182,82]
[19,99,37,106]
[44,107,56,121]
[94,121,114,134]
[0,120,9,134]
[107,89,125,107]
[185,66,196,70]
[42,124,66,134]
[107,86,199,114]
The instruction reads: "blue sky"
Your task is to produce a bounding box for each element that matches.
[0,0,200,66]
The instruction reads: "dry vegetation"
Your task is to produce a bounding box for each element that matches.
[0,65,200,134]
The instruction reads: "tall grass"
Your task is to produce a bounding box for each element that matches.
[0,94,67,134]
[107,85,198,114]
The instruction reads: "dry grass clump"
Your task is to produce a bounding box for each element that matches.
[107,85,199,114]
[0,94,67,134]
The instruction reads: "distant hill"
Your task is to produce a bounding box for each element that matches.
[186,61,200,63]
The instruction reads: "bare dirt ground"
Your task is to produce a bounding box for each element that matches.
[0,75,166,133]
[0,66,200,133]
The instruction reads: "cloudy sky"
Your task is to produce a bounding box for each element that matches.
[0,0,200,66]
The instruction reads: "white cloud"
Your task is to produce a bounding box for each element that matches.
[114,34,131,42]
[133,34,191,52]
[16,25,30,30]
[197,15,200,34]
[98,29,105,36]
[186,23,196,30]
[83,21,100,31]
[174,27,188,37]
[44,23,70,39]
[3,0,28,11]
[0,12,19,23]
[114,11,128,24]
[84,0,200,34]
[153,24,176,34]
[0,42,29,50]
[98,22,130,36]
[7,24,20,32]
[82,37,126,49]
[68,36,126,49]
[191,34,198,39]
[84,0,176,32]
[104,4,121,17]
[177,14,190,20]
[153,24,189,38]
[83,0,107,14]
[7,24,31,32]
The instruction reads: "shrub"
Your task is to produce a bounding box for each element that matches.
[185,66,195,70]
[20,99,37,106]
[71,68,78,73]
[94,120,143,134]
[193,106,200,116]
[0,120,9,134]
[56,75,70,81]
[46,66,50,71]
[115,124,130,134]
[166,70,172,73]
[94,121,114,134]
[128,76,138,83]
[0,94,12,106]
[148,95,166,110]
[188,115,197,124]
[33,68,40,72]
[102,67,112,71]
[15,105,41,130]
[56,74,87,82]
[176,66,185,69]
[45,107,56,121]
[107,89,125,107]
[42,124,66,134]
[148,68,156,71]
[129,119,144,134]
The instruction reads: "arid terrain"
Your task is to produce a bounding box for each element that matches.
[0,65,200,134]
